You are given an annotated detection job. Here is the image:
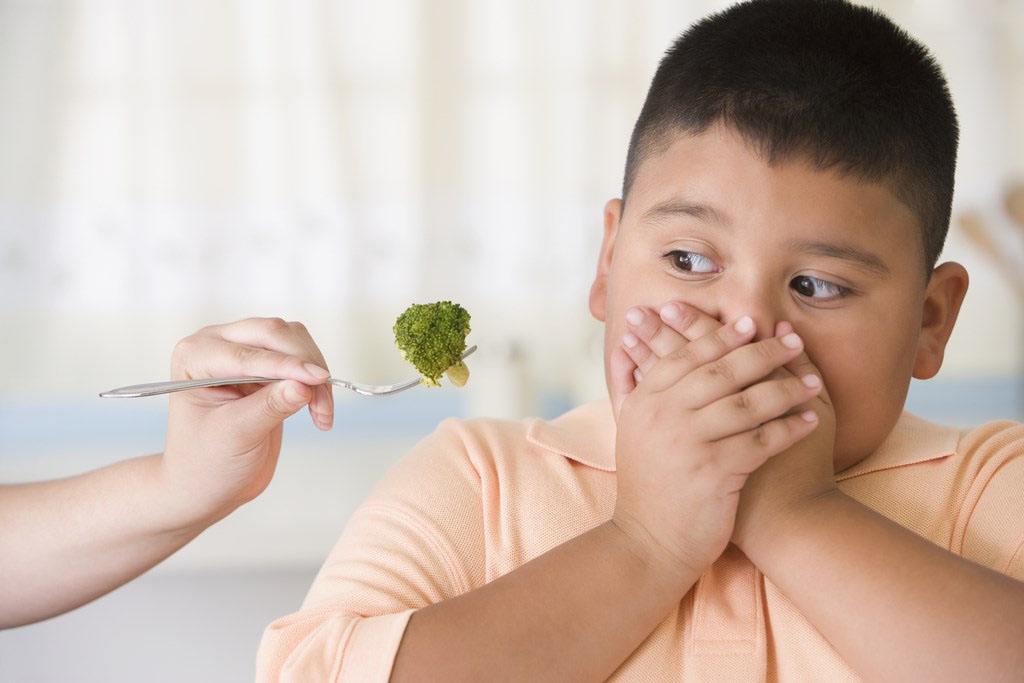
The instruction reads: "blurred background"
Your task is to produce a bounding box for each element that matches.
[1,0,1022,680]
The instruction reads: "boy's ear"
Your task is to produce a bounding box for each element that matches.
[912,261,969,380]
[589,198,623,322]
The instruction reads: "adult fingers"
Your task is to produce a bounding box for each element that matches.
[202,317,334,430]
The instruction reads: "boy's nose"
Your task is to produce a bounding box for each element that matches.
[715,293,782,341]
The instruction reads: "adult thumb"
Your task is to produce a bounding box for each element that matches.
[228,379,312,438]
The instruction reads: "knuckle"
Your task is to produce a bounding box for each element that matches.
[283,354,307,375]
[693,454,718,482]
[264,316,289,332]
[233,344,257,368]
[732,390,752,414]
[674,306,700,333]
[668,345,696,367]
[264,387,290,417]
[706,358,737,384]
[764,384,796,419]
[752,423,772,449]
[637,311,660,337]
[708,329,731,354]
[648,325,675,351]
[755,339,779,362]
[287,320,308,334]
[787,376,809,400]
[171,335,196,363]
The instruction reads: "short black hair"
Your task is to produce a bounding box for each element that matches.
[622,0,958,274]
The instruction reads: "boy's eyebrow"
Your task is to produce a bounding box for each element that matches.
[785,238,891,276]
[640,198,731,226]
[640,197,892,276]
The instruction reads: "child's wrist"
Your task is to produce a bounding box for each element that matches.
[735,488,842,561]
[603,516,705,598]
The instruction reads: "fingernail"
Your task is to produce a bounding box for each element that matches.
[633,368,643,383]
[801,410,818,422]
[781,332,802,349]
[304,362,330,379]
[622,333,638,348]
[660,303,680,321]
[734,315,754,333]
[801,373,821,388]
[626,307,644,325]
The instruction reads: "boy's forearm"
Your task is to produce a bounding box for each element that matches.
[741,491,1024,682]
[0,454,211,628]
[391,519,697,682]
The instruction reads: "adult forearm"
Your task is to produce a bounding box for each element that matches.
[0,454,212,628]
[391,519,697,682]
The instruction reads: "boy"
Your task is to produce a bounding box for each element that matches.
[253,0,1024,679]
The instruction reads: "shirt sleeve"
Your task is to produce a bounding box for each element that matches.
[953,420,1024,582]
[255,418,487,682]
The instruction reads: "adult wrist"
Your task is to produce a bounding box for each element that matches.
[152,452,237,535]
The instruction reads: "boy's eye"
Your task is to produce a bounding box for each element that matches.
[790,275,851,301]
[664,250,720,274]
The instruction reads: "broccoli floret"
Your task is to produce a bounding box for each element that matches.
[393,301,471,388]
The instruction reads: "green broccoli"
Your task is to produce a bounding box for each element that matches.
[393,301,471,388]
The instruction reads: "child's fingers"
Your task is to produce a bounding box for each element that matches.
[624,302,720,359]
[641,315,758,394]
[621,332,657,377]
[625,305,689,357]
[658,301,721,342]
[710,410,820,475]
[694,373,822,441]
[609,343,638,417]
[670,329,805,407]
[775,320,832,408]
[622,301,733,381]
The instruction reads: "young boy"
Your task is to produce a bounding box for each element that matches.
[255,1,1024,679]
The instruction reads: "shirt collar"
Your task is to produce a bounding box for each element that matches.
[526,397,617,471]
[526,398,960,477]
[833,411,960,481]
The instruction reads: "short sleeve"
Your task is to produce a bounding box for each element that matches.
[955,421,1024,582]
[256,418,486,682]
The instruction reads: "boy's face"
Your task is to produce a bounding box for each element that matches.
[590,122,967,472]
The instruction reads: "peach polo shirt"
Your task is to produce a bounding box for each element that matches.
[256,398,1024,681]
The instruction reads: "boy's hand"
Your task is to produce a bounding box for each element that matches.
[608,304,823,583]
[616,304,837,559]
[163,317,334,527]
[731,320,837,554]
